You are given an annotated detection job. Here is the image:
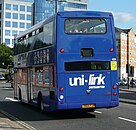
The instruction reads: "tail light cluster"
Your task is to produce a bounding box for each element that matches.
[112,85,117,96]
[60,48,65,53]
[59,87,64,92]
[59,87,64,104]
[110,48,114,52]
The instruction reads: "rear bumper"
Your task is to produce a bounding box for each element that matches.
[57,101,119,110]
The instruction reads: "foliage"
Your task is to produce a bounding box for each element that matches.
[0,43,13,69]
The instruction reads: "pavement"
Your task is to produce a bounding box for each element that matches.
[0,81,27,130]
[119,85,136,105]
[0,111,26,130]
[0,81,136,130]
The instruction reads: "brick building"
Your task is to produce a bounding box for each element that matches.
[116,27,136,80]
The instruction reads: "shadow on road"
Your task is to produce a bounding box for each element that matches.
[0,101,96,122]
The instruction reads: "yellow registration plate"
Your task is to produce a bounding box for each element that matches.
[82,104,96,108]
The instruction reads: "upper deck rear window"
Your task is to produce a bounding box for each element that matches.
[65,18,107,34]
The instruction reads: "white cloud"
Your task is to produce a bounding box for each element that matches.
[114,12,136,23]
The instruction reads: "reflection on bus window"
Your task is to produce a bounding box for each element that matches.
[45,71,49,84]
[31,70,35,84]
[36,67,43,84]
[65,18,106,34]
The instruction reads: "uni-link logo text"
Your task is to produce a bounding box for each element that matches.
[69,74,106,89]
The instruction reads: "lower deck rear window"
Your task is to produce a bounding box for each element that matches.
[65,61,110,71]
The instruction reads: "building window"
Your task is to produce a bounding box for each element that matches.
[5,21,11,27]
[26,23,31,29]
[12,22,18,28]
[0,4,2,10]
[5,30,10,36]
[20,22,25,28]
[12,30,18,36]
[13,5,18,11]
[13,13,18,19]
[5,39,10,44]
[19,31,24,34]
[27,6,31,12]
[27,14,31,20]
[20,14,25,20]
[20,5,25,11]
[62,2,87,9]
[0,12,1,19]
[5,12,11,18]
[12,39,14,45]
[6,3,11,10]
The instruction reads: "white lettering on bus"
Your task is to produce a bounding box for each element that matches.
[88,74,105,85]
[89,86,105,89]
[69,75,85,86]
[69,74,105,88]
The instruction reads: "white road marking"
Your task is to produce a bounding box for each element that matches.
[94,110,102,114]
[0,87,13,90]
[16,120,37,130]
[1,81,6,83]
[5,97,20,102]
[118,117,136,124]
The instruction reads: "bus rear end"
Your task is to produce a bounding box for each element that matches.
[56,11,119,111]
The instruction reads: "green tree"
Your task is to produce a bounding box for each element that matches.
[0,43,13,69]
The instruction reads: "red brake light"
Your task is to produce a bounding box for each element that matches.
[107,92,111,95]
[59,87,64,92]
[113,92,117,96]
[110,48,114,52]
[60,48,65,53]
[60,102,64,104]
[113,85,117,89]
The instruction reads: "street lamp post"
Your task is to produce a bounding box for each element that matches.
[55,0,57,13]
[127,34,130,89]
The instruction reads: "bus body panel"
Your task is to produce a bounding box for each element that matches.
[56,16,117,73]
[14,11,118,112]
[56,11,119,110]
[64,72,111,103]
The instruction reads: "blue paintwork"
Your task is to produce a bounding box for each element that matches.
[56,11,118,110]
[15,11,118,112]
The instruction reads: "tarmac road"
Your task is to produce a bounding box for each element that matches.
[0,81,136,130]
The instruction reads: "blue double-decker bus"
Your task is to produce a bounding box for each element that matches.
[14,11,119,112]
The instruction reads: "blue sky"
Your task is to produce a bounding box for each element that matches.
[88,0,136,32]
